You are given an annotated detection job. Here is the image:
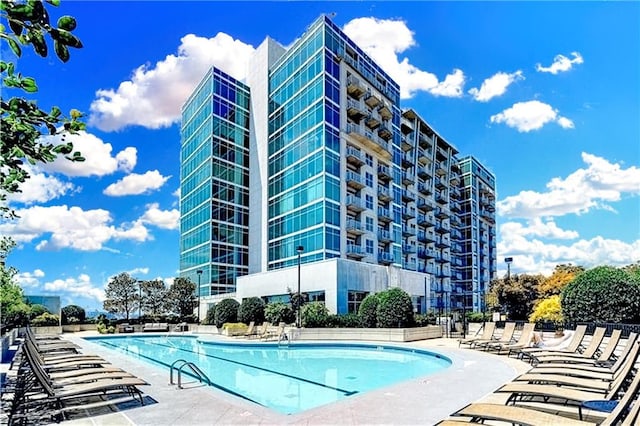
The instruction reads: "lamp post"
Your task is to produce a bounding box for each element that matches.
[505,257,513,281]
[296,246,304,328]
[196,270,203,324]
[137,280,143,324]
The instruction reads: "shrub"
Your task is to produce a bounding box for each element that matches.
[28,304,49,319]
[466,312,490,323]
[327,313,361,328]
[30,313,59,327]
[264,302,295,325]
[529,295,563,325]
[415,312,437,326]
[238,297,265,325]
[562,266,640,323]
[204,305,216,325]
[214,298,239,328]
[376,287,415,328]
[358,293,379,328]
[301,302,329,328]
[221,322,249,336]
[62,305,86,325]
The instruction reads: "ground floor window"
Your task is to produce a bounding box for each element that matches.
[347,290,369,313]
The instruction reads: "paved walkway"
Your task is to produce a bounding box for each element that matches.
[23,330,531,426]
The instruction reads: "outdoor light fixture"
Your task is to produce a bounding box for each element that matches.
[296,246,304,328]
[196,270,203,324]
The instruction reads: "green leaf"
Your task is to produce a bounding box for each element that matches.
[20,77,38,93]
[7,38,21,57]
[0,62,7,72]
[45,0,61,6]
[53,40,69,62]
[51,28,83,49]
[7,62,14,76]
[8,19,23,36]
[57,15,77,31]
[50,106,61,117]
[30,30,47,57]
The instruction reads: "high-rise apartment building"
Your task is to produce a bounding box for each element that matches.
[457,156,497,313]
[179,15,496,315]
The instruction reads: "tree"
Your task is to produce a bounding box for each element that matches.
[214,298,239,328]
[358,293,379,328]
[537,264,584,299]
[103,272,138,320]
[61,304,85,324]
[264,301,295,325]
[1,0,85,218]
[166,277,196,319]
[376,287,414,328]
[488,274,543,320]
[0,237,29,329]
[140,279,167,319]
[237,297,265,324]
[28,303,48,319]
[529,295,563,326]
[301,302,329,328]
[562,266,640,323]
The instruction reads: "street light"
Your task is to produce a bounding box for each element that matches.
[137,280,143,324]
[196,270,203,324]
[505,257,513,280]
[296,245,304,328]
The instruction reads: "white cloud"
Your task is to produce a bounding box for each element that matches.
[14,270,105,303]
[15,269,45,288]
[342,17,465,99]
[89,33,255,131]
[139,203,179,230]
[468,70,524,102]
[0,205,151,251]
[103,170,170,196]
[490,100,573,132]
[7,166,75,205]
[128,267,150,276]
[501,218,579,240]
[41,131,137,177]
[497,152,640,219]
[536,52,584,74]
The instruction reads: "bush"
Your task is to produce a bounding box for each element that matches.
[62,305,86,325]
[29,304,49,319]
[214,298,239,328]
[327,313,361,328]
[221,322,249,336]
[358,293,379,328]
[238,297,265,325]
[529,295,563,325]
[301,302,329,328]
[264,302,295,325]
[376,288,415,328]
[562,266,640,323]
[466,312,490,323]
[204,305,216,325]
[415,312,437,326]
[30,313,59,326]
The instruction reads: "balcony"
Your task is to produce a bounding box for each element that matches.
[346,170,365,189]
[402,171,414,185]
[435,236,449,247]
[347,76,366,98]
[346,99,366,120]
[435,207,449,219]
[346,195,365,212]
[346,218,364,235]
[346,243,366,259]
[378,251,394,265]
[364,91,382,108]
[377,123,392,141]
[402,207,416,219]
[450,201,461,213]
[364,111,381,129]
[417,148,432,165]
[435,177,446,190]
[401,189,415,202]
[480,210,496,223]
[402,153,414,168]
[418,231,436,243]
[417,198,435,212]
[450,229,462,240]
[450,186,461,199]
[418,133,432,149]
[377,229,392,243]
[402,244,416,254]
[377,207,392,222]
[346,146,365,166]
[377,184,392,201]
[346,123,391,159]
[377,164,392,182]
[378,101,392,120]
[403,260,417,271]
[436,252,451,263]
[402,225,416,237]
[435,162,447,175]
[401,133,413,151]
[450,172,460,185]
[417,165,430,179]
[436,147,448,161]
[435,194,447,205]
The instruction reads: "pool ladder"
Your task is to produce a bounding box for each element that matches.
[277,331,290,347]
[169,359,211,389]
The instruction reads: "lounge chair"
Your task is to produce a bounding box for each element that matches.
[517,324,588,361]
[531,326,606,365]
[262,322,286,341]
[496,340,640,419]
[249,322,271,339]
[234,321,255,338]
[458,322,496,348]
[445,359,640,426]
[474,322,516,350]
[485,322,535,354]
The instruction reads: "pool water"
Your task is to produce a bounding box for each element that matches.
[86,336,451,414]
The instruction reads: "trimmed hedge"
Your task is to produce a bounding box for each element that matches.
[301,302,329,328]
[214,298,239,328]
[264,302,295,325]
[238,297,265,325]
[562,266,640,323]
[358,293,379,328]
[62,305,86,324]
[376,287,415,328]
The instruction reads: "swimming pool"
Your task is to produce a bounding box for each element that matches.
[85,335,451,414]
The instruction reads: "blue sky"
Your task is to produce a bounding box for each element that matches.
[2,1,639,311]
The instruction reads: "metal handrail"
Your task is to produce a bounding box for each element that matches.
[169,358,211,389]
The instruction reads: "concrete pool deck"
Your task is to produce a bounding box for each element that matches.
[41,331,533,426]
